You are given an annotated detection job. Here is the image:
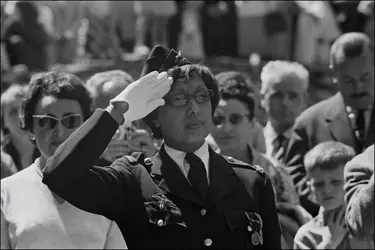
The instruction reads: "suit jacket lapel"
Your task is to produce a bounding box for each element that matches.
[326,93,356,149]
[156,145,205,207]
[206,147,236,209]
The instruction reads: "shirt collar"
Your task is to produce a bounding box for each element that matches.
[263,121,293,142]
[164,141,210,176]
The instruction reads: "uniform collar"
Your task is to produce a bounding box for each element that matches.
[164,141,210,177]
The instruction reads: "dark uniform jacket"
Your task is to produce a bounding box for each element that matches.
[42,109,281,249]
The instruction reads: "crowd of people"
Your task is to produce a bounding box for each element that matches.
[0,1,374,250]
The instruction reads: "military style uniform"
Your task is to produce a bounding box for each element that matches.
[131,148,281,249]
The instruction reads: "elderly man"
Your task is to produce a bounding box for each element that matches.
[260,60,309,163]
[41,45,281,249]
[285,32,374,217]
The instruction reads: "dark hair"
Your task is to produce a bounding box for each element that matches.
[21,71,92,133]
[330,32,374,68]
[142,64,220,139]
[304,141,356,174]
[86,70,134,109]
[215,71,256,121]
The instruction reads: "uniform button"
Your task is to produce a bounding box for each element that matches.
[200,208,207,216]
[156,219,164,226]
[227,156,234,162]
[204,238,212,247]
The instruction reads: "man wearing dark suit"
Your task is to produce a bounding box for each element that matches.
[41,45,281,249]
[344,144,374,241]
[285,32,374,217]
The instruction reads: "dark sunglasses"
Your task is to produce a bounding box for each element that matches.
[166,89,214,106]
[212,113,250,126]
[32,114,83,130]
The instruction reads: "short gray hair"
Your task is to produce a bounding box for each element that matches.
[260,60,309,95]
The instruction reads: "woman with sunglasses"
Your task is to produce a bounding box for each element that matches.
[1,71,127,249]
[209,71,312,249]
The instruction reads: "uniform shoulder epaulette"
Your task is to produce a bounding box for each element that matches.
[223,155,250,168]
[223,155,266,178]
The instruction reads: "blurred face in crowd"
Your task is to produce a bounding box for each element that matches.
[1,85,28,139]
[333,47,374,110]
[308,166,345,211]
[32,96,83,159]
[155,74,213,152]
[211,98,253,152]
[261,74,306,132]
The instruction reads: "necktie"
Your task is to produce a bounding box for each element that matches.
[272,134,287,162]
[356,109,366,151]
[185,153,209,200]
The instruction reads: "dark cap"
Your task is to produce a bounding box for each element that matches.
[139,45,192,78]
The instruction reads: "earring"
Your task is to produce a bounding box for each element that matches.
[29,134,35,141]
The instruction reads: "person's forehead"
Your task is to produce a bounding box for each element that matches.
[266,76,305,92]
[336,52,374,75]
[35,96,82,115]
[171,74,206,91]
[216,98,248,113]
[309,166,344,180]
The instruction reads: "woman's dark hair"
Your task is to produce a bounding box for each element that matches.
[143,64,220,139]
[215,71,256,121]
[21,71,92,133]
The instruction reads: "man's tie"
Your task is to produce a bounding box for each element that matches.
[185,153,209,200]
[356,109,366,151]
[272,134,287,162]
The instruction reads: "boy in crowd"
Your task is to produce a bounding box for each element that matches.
[294,141,373,249]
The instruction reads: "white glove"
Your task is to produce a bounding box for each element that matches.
[110,71,173,123]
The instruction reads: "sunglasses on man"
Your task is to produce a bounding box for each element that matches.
[212,113,250,126]
[32,114,83,130]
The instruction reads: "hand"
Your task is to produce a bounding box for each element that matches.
[110,71,173,123]
[127,129,158,158]
[319,206,348,249]
[100,139,133,163]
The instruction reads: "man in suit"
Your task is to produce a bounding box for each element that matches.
[41,45,281,249]
[344,144,374,240]
[260,60,309,164]
[284,32,374,217]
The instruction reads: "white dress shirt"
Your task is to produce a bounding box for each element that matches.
[263,121,293,159]
[164,141,210,184]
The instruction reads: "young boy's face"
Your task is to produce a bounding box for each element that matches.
[308,166,345,211]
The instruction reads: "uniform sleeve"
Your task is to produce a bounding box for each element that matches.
[259,175,282,249]
[344,147,374,239]
[104,221,127,249]
[42,109,139,219]
[285,119,320,216]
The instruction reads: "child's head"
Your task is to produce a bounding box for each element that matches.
[304,141,355,211]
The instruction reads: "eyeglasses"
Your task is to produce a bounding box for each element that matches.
[32,114,83,130]
[166,89,214,106]
[212,113,250,126]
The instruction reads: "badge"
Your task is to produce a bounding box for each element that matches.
[245,212,264,246]
[251,231,260,245]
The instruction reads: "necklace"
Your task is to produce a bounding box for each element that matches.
[34,159,44,178]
